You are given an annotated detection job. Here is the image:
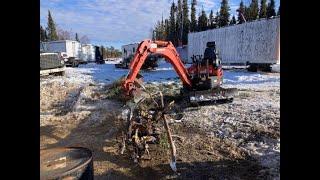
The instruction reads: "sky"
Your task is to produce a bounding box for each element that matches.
[40,0,280,49]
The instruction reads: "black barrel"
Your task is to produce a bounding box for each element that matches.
[40,147,93,180]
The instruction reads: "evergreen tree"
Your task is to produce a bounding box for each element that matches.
[277,5,280,16]
[100,46,105,59]
[266,0,276,18]
[75,33,79,42]
[248,0,259,20]
[219,0,231,27]
[46,10,58,41]
[197,11,201,31]
[215,11,220,28]
[259,0,267,18]
[244,6,250,21]
[176,0,183,45]
[154,21,159,40]
[182,0,190,45]
[198,7,208,31]
[190,0,197,32]
[165,19,170,41]
[44,30,48,41]
[209,10,214,29]
[40,25,46,42]
[160,16,165,40]
[230,15,237,25]
[169,1,177,45]
[237,0,246,24]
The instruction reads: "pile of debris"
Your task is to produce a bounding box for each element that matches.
[119,90,179,172]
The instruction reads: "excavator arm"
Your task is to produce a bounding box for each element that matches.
[123,39,192,95]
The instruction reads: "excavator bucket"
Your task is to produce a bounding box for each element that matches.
[130,73,152,103]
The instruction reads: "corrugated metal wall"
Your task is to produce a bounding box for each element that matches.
[176,45,188,63]
[188,17,280,64]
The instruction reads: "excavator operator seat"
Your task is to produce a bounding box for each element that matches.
[203,41,217,66]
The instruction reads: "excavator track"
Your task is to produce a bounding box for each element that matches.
[182,87,238,106]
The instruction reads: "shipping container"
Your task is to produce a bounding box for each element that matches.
[176,45,188,63]
[80,44,96,62]
[188,17,280,66]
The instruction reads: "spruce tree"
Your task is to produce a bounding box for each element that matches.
[176,0,183,45]
[248,0,259,20]
[230,15,237,25]
[161,16,165,40]
[169,1,177,45]
[259,0,267,18]
[75,33,79,42]
[182,0,189,44]
[44,30,48,42]
[100,46,105,59]
[165,19,170,41]
[190,0,197,32]
[219,0,231,27]
[266,0,276,18]
[237,0,246,24]
[198,7,208,31]
[47,10,58,41]
[215,11,220,28]
[40,25,46,42]
[209,10,214,29]
[154,21,159,40]
[244,6,250,21]
[197,11,201,31]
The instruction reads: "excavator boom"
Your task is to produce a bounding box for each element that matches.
[123,39,192,95]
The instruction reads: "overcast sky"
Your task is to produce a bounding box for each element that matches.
[40,0,280,49]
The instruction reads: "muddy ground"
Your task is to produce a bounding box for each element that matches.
[40,68,279,180]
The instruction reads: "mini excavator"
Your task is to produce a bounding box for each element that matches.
[122,39,237,105]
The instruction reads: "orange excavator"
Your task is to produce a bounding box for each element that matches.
[122,39,237,105]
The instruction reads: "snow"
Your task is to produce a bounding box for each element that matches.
[41,60,279,91]
[222,70,280,90]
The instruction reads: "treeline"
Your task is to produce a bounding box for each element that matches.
[40,10,90,43]
[153,0,279,46]
[100,46,122,59]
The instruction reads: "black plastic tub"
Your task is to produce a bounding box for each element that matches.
[40,147,93,180]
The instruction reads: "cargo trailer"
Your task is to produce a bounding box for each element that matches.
[188,17,280,71]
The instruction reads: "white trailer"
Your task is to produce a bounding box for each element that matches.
[121,43,139,60]
[42,40,82,59]
[80,44,95,62]
[176,45,188,63]
[188,17,280,70]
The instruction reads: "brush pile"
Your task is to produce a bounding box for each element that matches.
[120,91,178,172]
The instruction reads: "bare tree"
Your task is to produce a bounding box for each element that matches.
[80,35,90,44]
[57,28,71,40]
